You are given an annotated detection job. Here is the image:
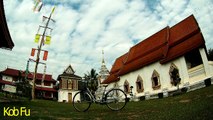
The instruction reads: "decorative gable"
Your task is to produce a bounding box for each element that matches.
[58,64,82,90]
[64,65,75,74]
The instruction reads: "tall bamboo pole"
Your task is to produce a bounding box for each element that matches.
[31,7,55,100]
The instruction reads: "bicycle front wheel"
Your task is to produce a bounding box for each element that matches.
[105,89,127,111]
[73,91,92,112]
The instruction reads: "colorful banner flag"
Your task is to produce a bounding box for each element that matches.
[34,34,40,43]
[51,6,56,15]
[43,51,48,61]
[31,48,36,56]
[45,36,51,45]
[33,0,43,13]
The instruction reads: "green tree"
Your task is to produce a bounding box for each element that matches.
[208,48,213,61]
[84,68,98,92]
[16,71,32,99]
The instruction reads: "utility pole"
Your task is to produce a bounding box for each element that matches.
[31,7,55,100]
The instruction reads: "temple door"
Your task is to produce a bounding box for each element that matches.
[68,93,72,102]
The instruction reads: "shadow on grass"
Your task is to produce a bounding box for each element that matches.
[0,85,213,120]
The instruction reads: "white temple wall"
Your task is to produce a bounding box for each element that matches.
[106,48,213,99]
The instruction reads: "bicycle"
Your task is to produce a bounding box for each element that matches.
[72,82,127,112]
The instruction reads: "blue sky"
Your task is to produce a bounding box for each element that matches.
[1,0,213,79]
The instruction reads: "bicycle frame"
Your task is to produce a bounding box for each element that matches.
[73,84,128,112]
[84,86,108,104]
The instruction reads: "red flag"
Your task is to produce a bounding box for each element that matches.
[43,51,48,61]
[31,48,36,56]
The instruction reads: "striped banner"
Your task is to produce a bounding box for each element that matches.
[31,48,36,56]
[43,51,48,61]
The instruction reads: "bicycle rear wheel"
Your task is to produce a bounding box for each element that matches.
[73,91,92,112]
[105,89,127,111]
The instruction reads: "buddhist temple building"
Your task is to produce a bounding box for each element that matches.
[102,15,213,100]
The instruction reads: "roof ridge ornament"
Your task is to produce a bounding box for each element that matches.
[64,64,75,74]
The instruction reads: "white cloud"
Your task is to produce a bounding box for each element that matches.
[1,0,213,79]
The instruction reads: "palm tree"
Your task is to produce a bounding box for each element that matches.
[84,68,98,92]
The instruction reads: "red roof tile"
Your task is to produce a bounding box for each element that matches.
[102,73,119,84]
[0,68,56,83]
[0,79,15,86]
[0,68,20,76]
[161,32,205,63]
[35,87,57,92]
[168,15,200,47]
[28,73,56,82]
[104,14,206,84]
[110,53,128,74]
[102,53,128,84]
[35,73,55,82]
[125,27,169,65]
[118,27,169,75]
[119,47,166,75]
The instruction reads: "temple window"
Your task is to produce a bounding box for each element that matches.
[124,80,130,93]
[185,49,202,69]
[136,75,144,93]
[169,63,181,86]
[151,70,161,90]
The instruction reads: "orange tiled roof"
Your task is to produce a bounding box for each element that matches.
[160,15,204,63]
[110,53,128,74]
[118,27,169,75]
[102,14,205,84]
[102,73,119,84]
[102,53,128,84]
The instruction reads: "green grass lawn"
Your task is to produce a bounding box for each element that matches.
[0,85,213,120]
